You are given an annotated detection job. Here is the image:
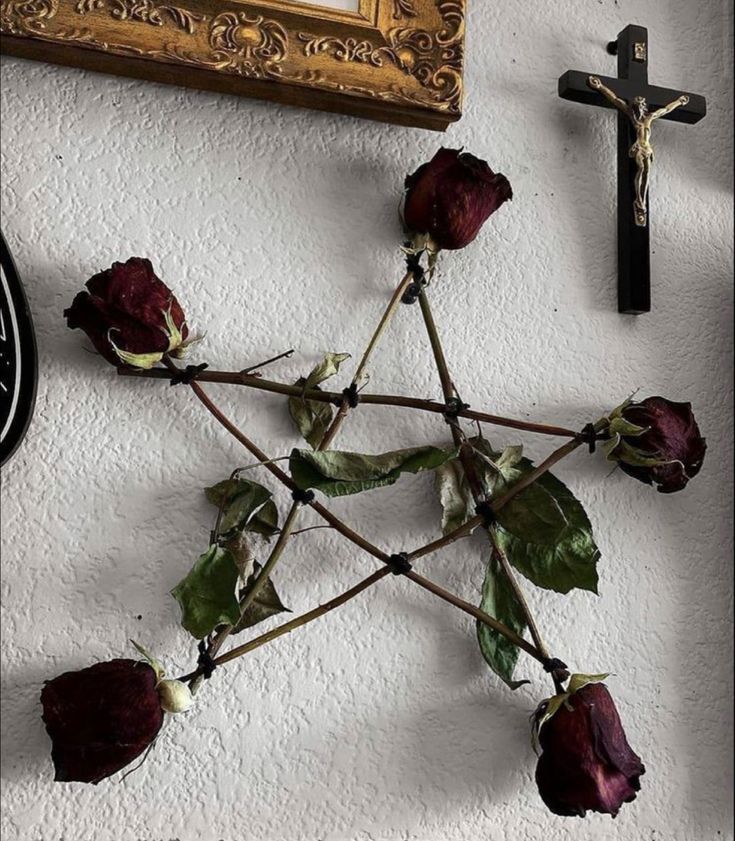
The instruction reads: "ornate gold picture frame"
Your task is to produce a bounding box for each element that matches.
[0,0,465,130]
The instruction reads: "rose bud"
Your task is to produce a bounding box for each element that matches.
[533,676,645,818]
[64,257,189,369]
[404,148,512,250]
[604,396,706,493]
[157,678,193,714]
[41,658,165,784]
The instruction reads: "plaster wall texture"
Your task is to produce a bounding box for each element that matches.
[1,1,733,840]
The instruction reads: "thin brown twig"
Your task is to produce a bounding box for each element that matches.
[318,270,415,450]
[416,286,554,670]
[488,529,548,659]
[119,367,578,439]
[177,568,392,681]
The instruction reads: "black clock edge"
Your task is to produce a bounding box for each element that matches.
[0,230,39,468]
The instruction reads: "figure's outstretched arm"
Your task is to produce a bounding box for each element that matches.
[650,94,690,121]
[587,76,628,112]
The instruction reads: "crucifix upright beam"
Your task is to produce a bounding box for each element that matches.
[559,25,706,314]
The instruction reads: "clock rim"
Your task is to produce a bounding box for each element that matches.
[0,231,38,468]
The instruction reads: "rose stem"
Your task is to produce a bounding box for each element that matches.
[178,556,546,682]
[119,367,577,439]
[177,568,391,681]
[223,270,416,642]
[318,270,415,450]
[416,286,554,662]
[179,562,543,681]
[192,502,305,693]
[181,270,424,681]
[213,565,541,672]
[488,530,547,656]
[162,358,545,668]
[243,269,416,614]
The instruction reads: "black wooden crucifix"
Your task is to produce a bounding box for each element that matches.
[559,25,706,314]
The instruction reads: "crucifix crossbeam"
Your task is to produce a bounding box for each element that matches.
[559,25,706,314]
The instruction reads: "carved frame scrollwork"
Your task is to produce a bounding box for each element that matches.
[0,0,465,130]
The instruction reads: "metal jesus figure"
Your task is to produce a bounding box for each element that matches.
[588,75,689,227]
[559,25,706,313]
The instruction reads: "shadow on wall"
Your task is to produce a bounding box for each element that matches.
[1,662,52,784]
[664,0,734,194]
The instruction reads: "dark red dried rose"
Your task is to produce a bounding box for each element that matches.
[404,148,512,250]
[606,396,706,494]
[41,658,164,784]
[534,682,645,818]
[64,257,188,368]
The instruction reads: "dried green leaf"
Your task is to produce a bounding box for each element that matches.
[476,553,529,689]
[288,379,335,450]
[247,498,279,539]
[228,561,291,634]
[492,473,600,595]
[223,531,256,579]
[290,445,458,498]
[435,459,474,536]
[433,440,515,536]
[608,415,648,439]
[567,672,610,694]
[205,478,279,539]
[485,446,600,595]
[288,353,350,449]
[432,439,600,595]
[304,352,351,390]
[130,640,165,682]
[171,545,241,640]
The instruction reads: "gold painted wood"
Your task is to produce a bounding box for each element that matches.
[0,0,465,130]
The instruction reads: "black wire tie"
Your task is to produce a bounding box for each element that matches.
[170,363,209,386]
[543,657,569,674]
[197,640,217,680]
[444,398,470,424]
[342,383,361,408]
[475,501,497,528]
[388,553,413,576]
[291,488,315,506]
[577,423,602,454]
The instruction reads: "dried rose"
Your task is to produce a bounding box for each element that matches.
[41,658,165,783]
[404,148,512,250]
[604,396,706,493]
[64,257,189,369]
[533,676,645,818]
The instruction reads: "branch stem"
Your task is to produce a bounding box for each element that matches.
[238,501,301,617]
[488,528,548,658]
[417,288,455,401]
[318,271,414,450]
[178,568,392,680]
[119,368,577,439]
[416,286,553,671]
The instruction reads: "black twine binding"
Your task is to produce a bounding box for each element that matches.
[577,423,603,454]
[197,640,217,680]
[342,383,361,408]
[291,488,315,506]
[475,501,497,528]
[170,363,209,386]
[444,397,470,424]
[542,657,571,690]
[388,552,413,576]
[542,657,568,674]
[402,252,426,305]
[401,281,423,305]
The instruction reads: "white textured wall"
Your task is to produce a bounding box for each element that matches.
[1,1,733,839]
